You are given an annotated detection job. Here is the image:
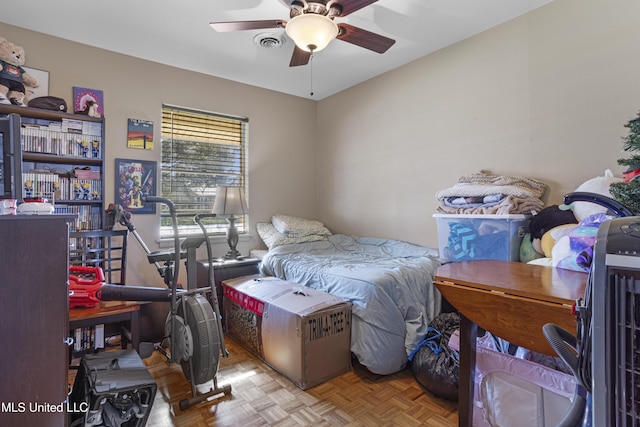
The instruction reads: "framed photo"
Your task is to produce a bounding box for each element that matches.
[23,67,49,101]
[115,158,157,214]
[127,118,154,150]
[73,86,104,117]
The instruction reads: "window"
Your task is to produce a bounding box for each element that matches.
[160,104,248,239]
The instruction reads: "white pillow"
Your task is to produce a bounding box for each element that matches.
[257,222,329,250]
[271,214,331,237]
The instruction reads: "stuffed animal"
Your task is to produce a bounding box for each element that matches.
[528,205,578,242]
[524,204,578,259]
[551,213,608,272]
[0,36,38,106]
[567,169,623,221]
[527,170,624,271]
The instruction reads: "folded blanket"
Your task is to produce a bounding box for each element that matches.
[437,195,544,215]
[436,173,547,200]
[442,194,505,209]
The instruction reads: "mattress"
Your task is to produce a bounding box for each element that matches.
[260,233,442,375]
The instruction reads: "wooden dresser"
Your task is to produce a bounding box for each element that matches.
[0,214,74,427]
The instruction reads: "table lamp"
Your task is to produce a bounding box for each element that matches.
[211,186,248,259]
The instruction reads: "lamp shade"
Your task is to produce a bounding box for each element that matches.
[285,14,338,53]
[211,186,248,215]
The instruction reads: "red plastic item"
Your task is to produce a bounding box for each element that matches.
[69,265,105,308]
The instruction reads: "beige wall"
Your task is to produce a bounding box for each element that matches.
[317,0,640,247]
[0,22,318,287]
[3,0,640,283]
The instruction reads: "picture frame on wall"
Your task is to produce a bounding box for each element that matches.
[115,158,157,214]
[23,67,49,102]
[127,118,154,150]
[73,86,104,117]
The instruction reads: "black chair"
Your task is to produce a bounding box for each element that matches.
[68,229,135,354]
[69,229,128,285]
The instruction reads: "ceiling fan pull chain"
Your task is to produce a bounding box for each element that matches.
[309,53,314,96]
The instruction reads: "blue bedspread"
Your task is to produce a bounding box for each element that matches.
[260,234,442,375]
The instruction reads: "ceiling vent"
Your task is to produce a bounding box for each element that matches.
[253,33,286,48]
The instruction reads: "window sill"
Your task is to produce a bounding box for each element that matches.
[158,233,254,249]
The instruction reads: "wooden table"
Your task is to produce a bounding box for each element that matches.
[69,301,141,354]
[434,260,587,427]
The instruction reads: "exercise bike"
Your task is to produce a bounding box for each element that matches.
[101,196,231,410]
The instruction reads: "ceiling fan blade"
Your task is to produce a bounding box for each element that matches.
[289,45,311,67]
[209,20,286,32]
[336,0,379,17]
[336,23,395,53]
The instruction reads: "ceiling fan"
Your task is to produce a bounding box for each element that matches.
[210,0,396,67]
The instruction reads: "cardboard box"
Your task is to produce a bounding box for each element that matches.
[433,213,530,262]
[223,275,352,390]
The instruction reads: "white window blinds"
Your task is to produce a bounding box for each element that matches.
[160,104,248,238]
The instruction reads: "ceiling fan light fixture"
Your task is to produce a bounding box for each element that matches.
[285,14,338,53]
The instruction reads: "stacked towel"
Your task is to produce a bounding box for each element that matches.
[436,173,547,215]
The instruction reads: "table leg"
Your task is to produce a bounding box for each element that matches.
[131,310,140,352]
[459,314,478,427]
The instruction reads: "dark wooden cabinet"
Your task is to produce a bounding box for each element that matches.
[196,258,261,323]
[0,215,73,427]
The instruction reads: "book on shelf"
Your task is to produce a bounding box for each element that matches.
[69,178,102,201]
[95,324,105,349]
[20,119,103,158]
[55,204,102,231]
[22,171,60,200]
[62,118,84,134]
[82,121,102,137]
[23,172,102,202]
[73,324,105,352]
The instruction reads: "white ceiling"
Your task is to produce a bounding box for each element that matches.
[2,0,554,100]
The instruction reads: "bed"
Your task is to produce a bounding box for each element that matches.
[256,216,443,375]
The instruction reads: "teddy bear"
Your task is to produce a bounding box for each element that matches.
[0,36,38,106]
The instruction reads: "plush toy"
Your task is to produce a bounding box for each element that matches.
[519,232,544,263]
[567,169,623,222]
[541,224,577,257]
[551,213,608,273]
[527,170,625,272]
[0,36,38,106]
[528,205,577,243]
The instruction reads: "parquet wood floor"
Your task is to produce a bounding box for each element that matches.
[140,336,459,426]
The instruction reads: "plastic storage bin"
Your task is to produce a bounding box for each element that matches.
[433,213,530,262]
